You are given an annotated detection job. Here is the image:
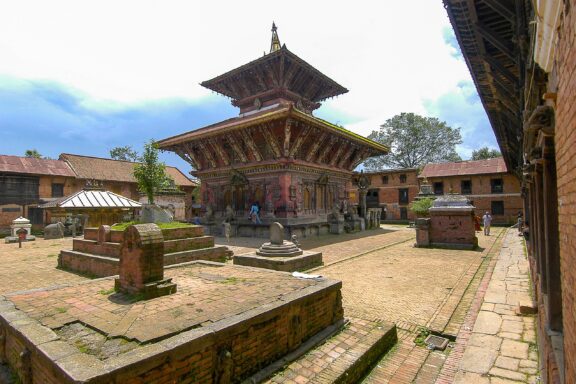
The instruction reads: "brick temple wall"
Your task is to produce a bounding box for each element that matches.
[552,1,576,382]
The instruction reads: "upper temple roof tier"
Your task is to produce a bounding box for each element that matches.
[201,46,348,114]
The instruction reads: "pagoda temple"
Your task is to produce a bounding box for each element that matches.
[158,24,388,236]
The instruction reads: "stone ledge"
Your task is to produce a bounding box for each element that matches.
[233,251,323,272]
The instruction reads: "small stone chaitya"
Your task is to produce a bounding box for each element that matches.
[234,222,323,271]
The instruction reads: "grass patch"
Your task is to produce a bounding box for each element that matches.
[98,288,116,295]
[74,339,90,354]
[111,221,193,231]
[414,327,431,347]
[215,277,247,284]
[47,253,57,258]
[55,307,68,314]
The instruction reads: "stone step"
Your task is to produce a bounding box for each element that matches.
[261,318,397,384]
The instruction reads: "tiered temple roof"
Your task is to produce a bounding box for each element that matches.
[158,24,387,175]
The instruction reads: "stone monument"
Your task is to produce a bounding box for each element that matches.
[234,222,323,271]
[415,194,478,249]
[4,217,36,243]
[114,224,177,299]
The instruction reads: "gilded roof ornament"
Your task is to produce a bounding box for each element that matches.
[270,22,281,53]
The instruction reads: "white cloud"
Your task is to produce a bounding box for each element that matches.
[0,1,468,110]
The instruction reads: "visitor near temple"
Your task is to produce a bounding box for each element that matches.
[482,211,492,236]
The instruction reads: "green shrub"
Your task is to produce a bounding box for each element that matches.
[410,197,434,217]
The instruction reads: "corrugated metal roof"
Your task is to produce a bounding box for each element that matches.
[0,155,75,177]
[60,153,196,187]
[419,158,508,178]
[38,190,141,209]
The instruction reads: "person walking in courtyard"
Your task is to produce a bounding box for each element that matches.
[482,211,492,236]
[249,201,262,224]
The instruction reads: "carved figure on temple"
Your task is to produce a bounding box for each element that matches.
[205,204,215,223]
[328,203,341,222]
[224,205,235,223]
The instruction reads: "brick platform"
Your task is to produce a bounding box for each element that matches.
[58,225,232,277]
[0,262,344,383]
[233,250,322,272]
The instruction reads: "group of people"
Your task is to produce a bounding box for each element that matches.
[474,211,493,235]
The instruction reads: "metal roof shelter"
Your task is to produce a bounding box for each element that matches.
[39,190,141,209]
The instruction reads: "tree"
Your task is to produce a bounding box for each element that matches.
[110,145,140,162]
[364,113,462,170]
[133,141,174,204]
[471,147,501,161]
[24,149,43,159]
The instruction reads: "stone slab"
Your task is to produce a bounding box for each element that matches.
[233,251,323,272]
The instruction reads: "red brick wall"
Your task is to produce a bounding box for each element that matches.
[553,1,576,381]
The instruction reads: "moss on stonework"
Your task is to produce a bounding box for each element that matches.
[111,221,193,231]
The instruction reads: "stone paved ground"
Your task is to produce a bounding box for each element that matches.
[436,229,539,384]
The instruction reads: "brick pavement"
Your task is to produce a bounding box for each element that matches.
[0,237,86,295]
[0,225,523,384]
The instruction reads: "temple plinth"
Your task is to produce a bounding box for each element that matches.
[158,24,388,237]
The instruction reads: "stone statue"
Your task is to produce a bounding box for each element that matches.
[44,222,65,239]
[224,205,235,223]
[205,204,214,222]
[328,203,341,222]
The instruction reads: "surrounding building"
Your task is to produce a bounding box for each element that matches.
[419,158,522,225]
[158,25,388,236]
[60,154,197,221]
[350,169,419,221]
[445,0,575,382]
[0,154,197,232]
[0,155,77,230]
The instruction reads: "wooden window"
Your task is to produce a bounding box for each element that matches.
[433,182,444,195]
[491,201,504,215]
[491,178,503,193]
[51,183,64,198]
[461,180,472,194]
[399,174,407,183]
[398,188,409,204]
[382,175,388,184]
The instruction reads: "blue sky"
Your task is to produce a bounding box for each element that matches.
[0,1,498,174]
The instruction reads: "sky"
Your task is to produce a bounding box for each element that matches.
[0,0,499,174]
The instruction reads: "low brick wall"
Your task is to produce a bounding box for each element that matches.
[0,271,343,383]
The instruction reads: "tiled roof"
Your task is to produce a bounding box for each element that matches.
[0,155,75,177]
[60,154,196,187]
[39,190,141,209]
[419,158,508,178]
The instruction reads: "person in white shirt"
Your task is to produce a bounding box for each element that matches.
[482,211,493,236]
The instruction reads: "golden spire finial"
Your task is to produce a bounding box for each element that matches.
[270,22,281,53]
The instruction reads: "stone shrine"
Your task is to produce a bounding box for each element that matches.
[114,224,177,299]
[415,194,478,249]
[157,24,388,237]
[234,222,323,271]
[4,217,35,244]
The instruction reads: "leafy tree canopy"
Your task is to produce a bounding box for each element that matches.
[364,113,462,170]
[133,141,174,204]
[24,149,43,159]
[110,145,140,162]
[471,146,501,161]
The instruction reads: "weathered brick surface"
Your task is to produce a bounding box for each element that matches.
[1,263,343,383]
[553,1,576,382]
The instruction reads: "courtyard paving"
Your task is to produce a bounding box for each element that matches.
[0,225,536,383]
